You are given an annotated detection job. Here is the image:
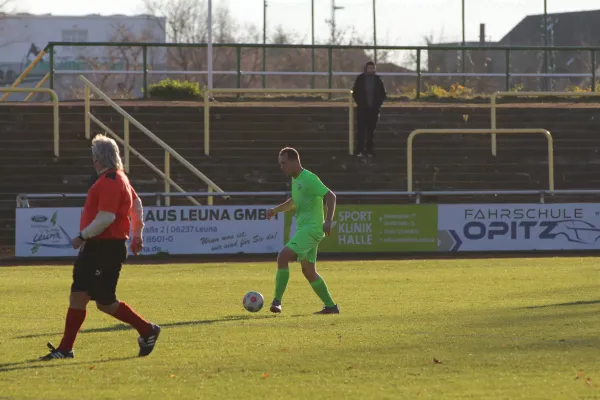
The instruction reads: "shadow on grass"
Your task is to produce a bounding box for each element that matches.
[521,299,600,309]
[0,355,137,373]
[290,313,316,318]
[15,314,275,340]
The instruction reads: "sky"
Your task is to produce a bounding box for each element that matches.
[17,0,600,46]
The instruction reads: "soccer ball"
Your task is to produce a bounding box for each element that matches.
[243,291,264,312]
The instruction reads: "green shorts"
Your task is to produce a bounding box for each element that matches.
[285,228,325,263]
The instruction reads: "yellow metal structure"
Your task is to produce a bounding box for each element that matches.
[123,119,130,173]
[80,75,225,206]
[23,73,51,102]
[490,91,600,156]
[88,114,198,205]
[407,128,555,193]
[0,88,60,157]
[203,88,355,156]
[0,50,47,101]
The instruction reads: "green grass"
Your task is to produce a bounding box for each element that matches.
[2,258,600,399]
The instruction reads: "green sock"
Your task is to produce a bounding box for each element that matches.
[274,269,290,301]
[310,277,335,307]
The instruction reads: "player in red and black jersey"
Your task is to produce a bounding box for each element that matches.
[41,135,161,360]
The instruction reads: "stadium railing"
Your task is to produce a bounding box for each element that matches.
[490,91,600,157]
[23,73,51,102]
[0,87,60,157]
[5,43,600,101]
[79,75,225,206]
[18,188,600,209]
[203,88,354,155]
[0,48,46,101]
[406,129,555,193]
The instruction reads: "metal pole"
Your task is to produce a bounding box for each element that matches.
[330,0,344,44]
[49,46,54,90]
[142,46,148,99]
[373,0,377,64]
[207,0,213,90]
[544,0,549,91]
[416,49,421,100]
[311,0,315,88]
[461,0,466,86]
[373,0,377,62]
[262,0,267,88]
[236,46,241,90]
[592,50,597,92]
[331,0,335,43]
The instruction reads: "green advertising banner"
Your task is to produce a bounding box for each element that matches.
[284,205,438,253]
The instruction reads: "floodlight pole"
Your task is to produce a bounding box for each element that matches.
[207,0,213,90]
[373,0,377,62]
[461,0,466,86]
[263,0,267,88]
[311,0,315,88]
[544,0,549,91]
[330,0,344,44]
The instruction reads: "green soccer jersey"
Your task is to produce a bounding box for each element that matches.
[292,169,330,232]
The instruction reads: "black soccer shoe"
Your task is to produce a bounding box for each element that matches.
[138,323,161,357]
[40,342,74,361]
[314,305,340,315]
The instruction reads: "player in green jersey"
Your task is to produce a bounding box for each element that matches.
[266,147,339,315]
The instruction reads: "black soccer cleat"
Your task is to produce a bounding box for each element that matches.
[270,299,282,313]
[40,342,74,361]
[314,305,340,315]
[138,323,161,357]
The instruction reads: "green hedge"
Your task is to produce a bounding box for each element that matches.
[148,79,203,100]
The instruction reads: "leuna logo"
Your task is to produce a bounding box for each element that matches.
[26,211,73,254]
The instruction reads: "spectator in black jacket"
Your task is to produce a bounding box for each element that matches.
[352,61,387,157]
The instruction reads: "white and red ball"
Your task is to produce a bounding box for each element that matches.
[243,291,264,312]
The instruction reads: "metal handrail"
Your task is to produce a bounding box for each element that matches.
[0,49,46,101]
[17,189,600,209]
[490,91,600,156]
[24,73,51,102]
[87,113,201,206]
[80,75,225,206]
[203,88,354,155]
[407,129,555,193]
[42,42,600,98]
[0,88,60,157]
[43,41,600,51]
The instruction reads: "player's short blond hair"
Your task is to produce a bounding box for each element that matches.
[279,147,300,162]
[91,134,123,170]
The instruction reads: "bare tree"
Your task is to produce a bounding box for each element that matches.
[58,24,159,99]
[142,0,259,88]
[137,0,414,93]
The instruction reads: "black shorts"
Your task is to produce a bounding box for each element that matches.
[71,239,128,305]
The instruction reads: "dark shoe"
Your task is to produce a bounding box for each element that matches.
[270,299,282,313]
[314,305,340,315]
[138,324,161,357]
[40,342,74,361]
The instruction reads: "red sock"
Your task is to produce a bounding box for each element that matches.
[58,308,87,352]
[112,302,153,336]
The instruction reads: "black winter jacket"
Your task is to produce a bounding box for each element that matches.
[352,73,387,109]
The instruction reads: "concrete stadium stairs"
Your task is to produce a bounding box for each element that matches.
[1,102,600,247]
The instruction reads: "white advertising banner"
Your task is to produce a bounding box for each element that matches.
[15,206,284,257]
[438,204,600,252]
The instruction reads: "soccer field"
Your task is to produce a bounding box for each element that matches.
[1,258,599,399]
